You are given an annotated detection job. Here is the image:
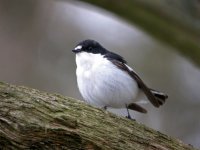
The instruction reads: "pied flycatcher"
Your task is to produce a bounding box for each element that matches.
[72,39,168,119]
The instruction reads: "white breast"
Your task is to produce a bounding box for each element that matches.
[75,52,140,108]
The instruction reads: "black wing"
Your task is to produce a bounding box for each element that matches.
[110,59,162,107]
[104,51,127,64]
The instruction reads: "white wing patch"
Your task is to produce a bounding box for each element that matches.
[125,64,133,71]
[75,45,82,50]
[125,64,138,74]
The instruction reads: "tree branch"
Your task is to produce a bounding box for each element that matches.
[79,0,200,66]
[0,82,196,149]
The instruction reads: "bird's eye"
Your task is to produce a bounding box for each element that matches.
[88,47,93,51]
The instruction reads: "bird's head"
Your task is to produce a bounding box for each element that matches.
[72,39,107,55]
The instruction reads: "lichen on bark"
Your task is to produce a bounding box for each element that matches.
[0,82,196,149]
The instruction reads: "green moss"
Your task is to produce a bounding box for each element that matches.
[0,91,18,99]
[0,81,5,85]
[0,82,196,149]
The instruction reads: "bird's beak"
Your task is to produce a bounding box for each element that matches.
[72,49,79,53]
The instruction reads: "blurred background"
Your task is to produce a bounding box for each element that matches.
[0,0,200,148]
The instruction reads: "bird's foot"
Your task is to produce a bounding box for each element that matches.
[125,115,136,121]
[102,106,107,110]
[125,104,135,121]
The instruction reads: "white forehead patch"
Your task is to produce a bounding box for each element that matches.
[75,45,82,50]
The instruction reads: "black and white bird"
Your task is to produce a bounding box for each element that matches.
[72,39,168,119]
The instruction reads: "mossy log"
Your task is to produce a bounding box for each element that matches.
[0,82,196,149]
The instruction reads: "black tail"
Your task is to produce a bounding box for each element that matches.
[150,89,168,106]
[128,103,147,113]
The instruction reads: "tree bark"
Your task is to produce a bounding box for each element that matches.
[0,82,196,149]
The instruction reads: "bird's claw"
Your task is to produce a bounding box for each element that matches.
[126,115,135,121]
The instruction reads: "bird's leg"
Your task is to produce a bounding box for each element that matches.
[126,104,133,120]
[102,106,107,110]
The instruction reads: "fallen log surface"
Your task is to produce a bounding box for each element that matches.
[0,82,196,149]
